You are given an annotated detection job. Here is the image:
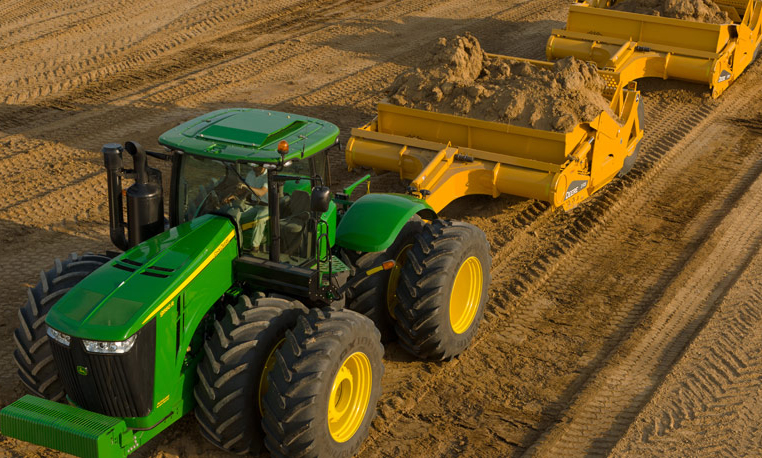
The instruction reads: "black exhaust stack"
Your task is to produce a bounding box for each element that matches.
[102,142,164,251]
[124,142,164,247]
[102,144,129,251]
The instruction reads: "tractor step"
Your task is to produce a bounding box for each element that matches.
[0,395,132,458]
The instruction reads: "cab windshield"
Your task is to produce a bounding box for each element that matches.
[176,154,318,264]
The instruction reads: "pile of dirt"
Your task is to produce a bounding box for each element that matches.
[386,33,617,132]
[612,0,731,24]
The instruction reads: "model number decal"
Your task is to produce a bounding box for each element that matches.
[565,180,588,201]
[160,300,175,318]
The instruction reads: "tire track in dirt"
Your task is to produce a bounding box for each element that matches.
[610,272,762,456]
[0,0,162,47]
[0,0,144,50]
[0,0,101,32]
[606,114,762,457]
[0,0,322,108]
[523,136,762,456]
[0,0,442,135]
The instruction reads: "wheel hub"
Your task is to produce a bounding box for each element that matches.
[449,256,482,334]
[327,352,372,443]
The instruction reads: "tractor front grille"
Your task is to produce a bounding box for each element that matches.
[50,321,156,418]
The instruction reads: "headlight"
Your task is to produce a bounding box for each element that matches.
[83,335,137,354]
[47,327,71,347]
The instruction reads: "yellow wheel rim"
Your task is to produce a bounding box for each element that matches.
[449,256,483,334]
[386,243,413,318]
[258,338,285,416]
[327,352,372,443]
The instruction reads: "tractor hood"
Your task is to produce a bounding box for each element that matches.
[46,215,238,341]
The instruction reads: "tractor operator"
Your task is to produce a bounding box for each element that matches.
[222,165,269,252]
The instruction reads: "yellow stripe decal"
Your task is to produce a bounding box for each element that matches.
[156,394,170,408]
[142,231,236,325]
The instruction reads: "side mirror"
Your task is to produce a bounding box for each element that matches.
[311,186,331,214]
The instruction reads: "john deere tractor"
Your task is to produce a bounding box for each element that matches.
[0,108,491,458]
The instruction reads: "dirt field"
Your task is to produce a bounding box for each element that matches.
[1,0,761,457]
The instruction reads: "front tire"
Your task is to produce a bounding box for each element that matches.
[14,252,110,400]
[262,309,384,458]
[394,220,491,361]
[194,295,307,455]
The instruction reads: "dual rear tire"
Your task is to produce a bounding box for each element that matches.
[345,216,492,361]
[345,216,425,341]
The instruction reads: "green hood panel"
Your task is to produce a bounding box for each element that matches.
[336,193,435,252]
[158,109,339,163]
[46,215,238,341]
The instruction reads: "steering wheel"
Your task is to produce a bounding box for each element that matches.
[192,189,220,219]
[245,190,266,206]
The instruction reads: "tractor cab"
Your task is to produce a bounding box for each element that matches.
[171,136,331,265]
[162,109,345,304]
[103,108,347,305]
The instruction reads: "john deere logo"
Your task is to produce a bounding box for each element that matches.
[76,366,88,376]
[565,180,588,201]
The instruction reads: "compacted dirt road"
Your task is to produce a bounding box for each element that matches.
[1,1,761,457]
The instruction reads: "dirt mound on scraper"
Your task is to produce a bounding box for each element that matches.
[386,33,618,133]
[612,0,731,24]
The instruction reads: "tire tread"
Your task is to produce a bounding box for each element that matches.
[13,252,109,400]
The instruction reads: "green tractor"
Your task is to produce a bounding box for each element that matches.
[0,109,491,458]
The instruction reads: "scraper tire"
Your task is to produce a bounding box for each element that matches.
[194,296,307,455]
[14,252,111,401]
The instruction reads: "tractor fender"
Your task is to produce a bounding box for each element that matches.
[336,193,436,252]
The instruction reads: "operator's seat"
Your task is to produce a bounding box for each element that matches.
[280,190,311,257]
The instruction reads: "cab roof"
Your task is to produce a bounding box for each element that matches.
[158,108,339,163]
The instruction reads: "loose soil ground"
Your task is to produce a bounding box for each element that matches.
[1,1,761,457]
